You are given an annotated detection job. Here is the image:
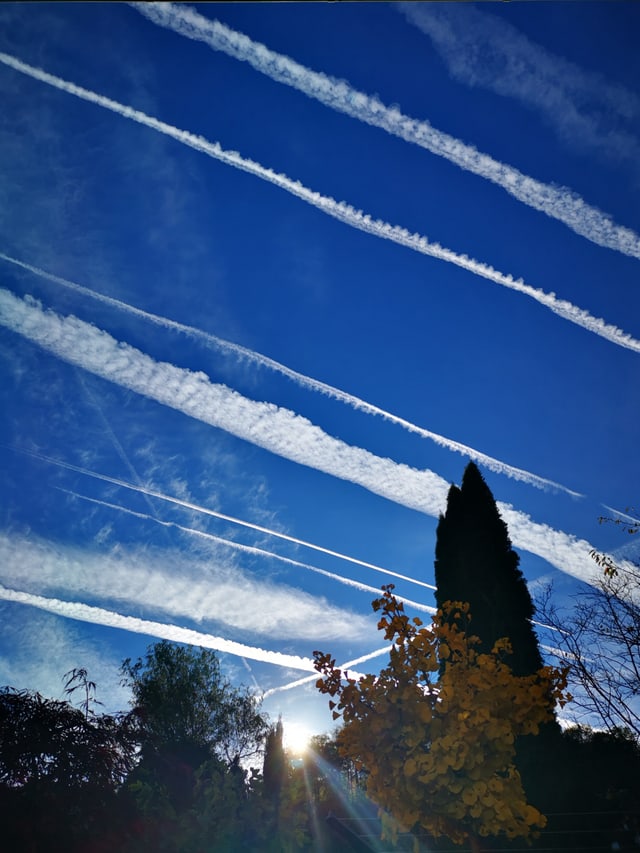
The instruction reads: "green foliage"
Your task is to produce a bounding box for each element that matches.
[121,640,267,766]
[0,649,328,851]
[274,764,312,853]
[435,462,543,677]
[536,725,640,850]
[119,755,264,852]
[117,642,270,849]
[309,731,342,766]
[64,666,103,718]
[258,719,316,851]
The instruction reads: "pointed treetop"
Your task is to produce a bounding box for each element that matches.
[435,462,543,677]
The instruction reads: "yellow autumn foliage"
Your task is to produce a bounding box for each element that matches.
[314,586,570,848]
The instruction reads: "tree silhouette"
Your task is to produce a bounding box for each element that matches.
[0,684,138,852]
[121,640,267,766]
[435,461,543,677]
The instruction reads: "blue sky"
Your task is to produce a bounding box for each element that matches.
[0,2,639,745]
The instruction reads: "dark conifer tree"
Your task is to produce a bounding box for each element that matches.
[434,463,566,840]
[434,461,543,677]
[262,717,285,803]
[262,717,285,843]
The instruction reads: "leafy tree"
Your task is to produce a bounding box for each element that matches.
[261,716,286,845]
[0,685,137,789]
[435,462,543,677]
[434,463,559,828]
[117,754,263,853]
[119,641,268,849]
[308,730,368,801]
[0,683,138,852]
[121,640,267,767]
[314,588,569,852]
[271,761,312,853]
[305,731,383,851]
[64,666,103,719]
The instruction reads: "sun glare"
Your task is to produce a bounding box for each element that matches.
[283,720,311,756]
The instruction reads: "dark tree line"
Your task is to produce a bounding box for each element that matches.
[0,642,367,852]
[1,640,387,853]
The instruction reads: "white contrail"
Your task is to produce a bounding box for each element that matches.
[0,251,581,496]
[1,289,629,587]
[263,646,391,698]
[59,488,438,610]
[399,3,640,174]
[240,657,263,694]
[600,504,640,527]
[132,1,640,260]
[0,583,318,672]
[1,53,638,354]
[54,491,568,631]
[266,618,563,699]
[75,369,168,527]
[10,443,435,591]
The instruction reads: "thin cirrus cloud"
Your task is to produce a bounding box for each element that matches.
[0,250,580,497]
[0,54,639,354]
[16,448,436,593]
[0,584,318,673]
[400,3,640,172]
[58,488,438,613]
[0,287,627,590]
[131,1,640,260]
[0,530,373,644]
[0,610,131,712]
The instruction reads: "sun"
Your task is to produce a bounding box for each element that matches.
[283,720,311,756]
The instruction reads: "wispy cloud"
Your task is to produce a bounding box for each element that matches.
[0,251,581,497]
[0,288,627,588]
[131,1,640,259]
[60,488,438,611]
[0,582,318,672]
[1,53,638,353]
[0,604,130,710]
[0,529,371,643]
[400,3,640,173]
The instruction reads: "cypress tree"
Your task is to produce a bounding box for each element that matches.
[434,461,543,677]
[435,463,567,840]
[263,717,285,801]
[262,717,285,839]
